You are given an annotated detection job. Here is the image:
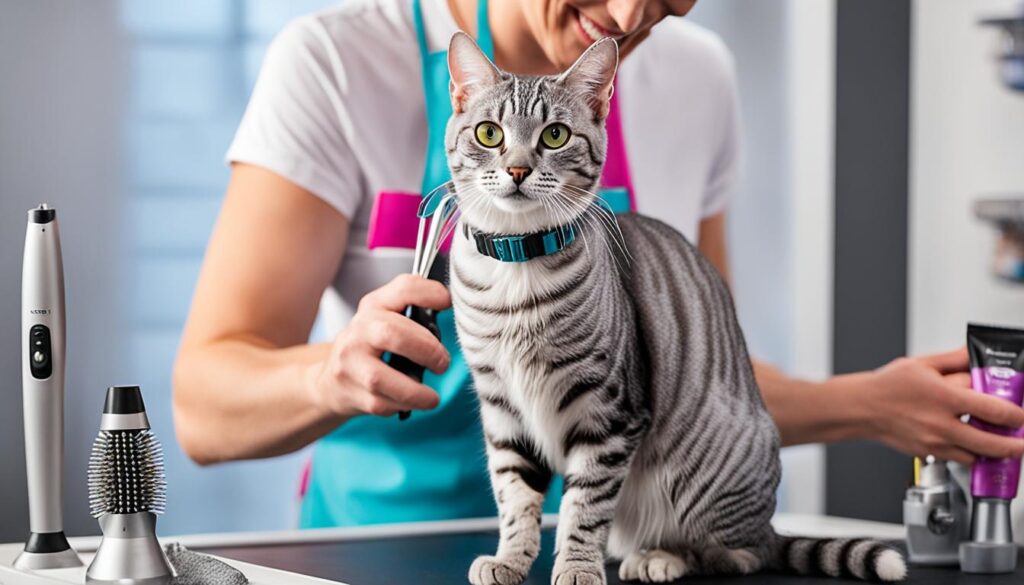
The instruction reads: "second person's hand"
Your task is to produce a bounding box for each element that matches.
[305,274,452,420]
[864,348,1024,465]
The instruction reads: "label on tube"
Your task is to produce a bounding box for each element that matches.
[968,323,1024,499]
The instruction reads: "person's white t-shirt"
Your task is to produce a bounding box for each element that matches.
[226,0,740,333]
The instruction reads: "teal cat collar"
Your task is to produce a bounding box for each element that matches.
[464,223,577,263]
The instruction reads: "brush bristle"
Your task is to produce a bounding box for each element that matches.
[87,429,166,518]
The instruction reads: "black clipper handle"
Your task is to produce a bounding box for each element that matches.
[385,305,441,420]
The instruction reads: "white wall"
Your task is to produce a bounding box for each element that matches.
[909,0,1024,355]
[689,0,836,515]
[0,0,126,541]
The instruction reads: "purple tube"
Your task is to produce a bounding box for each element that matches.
[968,324,1024,499]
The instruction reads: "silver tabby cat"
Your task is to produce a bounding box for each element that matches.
[444,31,907,585]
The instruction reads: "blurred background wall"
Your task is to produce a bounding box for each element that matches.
[0,0,1019,540]
[909,0,1024,351]
[0,0,832,538]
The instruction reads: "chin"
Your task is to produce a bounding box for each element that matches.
[492,196,543,215]
[461,199,555,236]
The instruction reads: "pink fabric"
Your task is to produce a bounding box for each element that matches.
[600,83,637,212]
[367,191,423,250]
[366,190,453,253]
[298,457,312,498]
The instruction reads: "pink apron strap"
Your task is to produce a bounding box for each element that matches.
[599,83,638,212]
[367,191,453,252]
[298,456,312,499]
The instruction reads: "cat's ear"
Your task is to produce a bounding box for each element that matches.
[448,31,501,114]
[558,38,619,120]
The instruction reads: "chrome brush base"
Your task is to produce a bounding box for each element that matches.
[86,513,173,584]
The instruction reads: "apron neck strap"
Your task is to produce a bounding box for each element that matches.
[475,0,494,60]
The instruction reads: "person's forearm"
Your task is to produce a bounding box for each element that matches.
[173,337,344,465]
[754,358,875,446]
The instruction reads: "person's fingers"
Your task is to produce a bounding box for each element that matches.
[931,445,976,466]
[919,347,969,375]
[943,372,972,389]
[360,360,441,412]
[958,389,1024,428]
[947,421,1024,460]
[364,310,450,374]
[358,391,405,417]
[360,274,451,313]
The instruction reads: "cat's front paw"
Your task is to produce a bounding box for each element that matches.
[552,562,606,585]
[469,555,528,585]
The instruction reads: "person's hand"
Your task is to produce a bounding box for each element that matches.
[306,274,451,419]
[864,348,1024,464]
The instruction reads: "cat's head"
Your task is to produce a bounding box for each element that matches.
[445,32,618,235]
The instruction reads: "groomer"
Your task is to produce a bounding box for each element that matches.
[173,0,1024,527]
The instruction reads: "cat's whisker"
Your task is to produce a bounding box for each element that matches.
[546,191,593,259]
[555,185,632,265]
[548,189,626,273]
[584,204,633,265]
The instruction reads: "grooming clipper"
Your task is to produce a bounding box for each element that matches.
[87,385,174,584]
[15,204,82,570]
[385,185,460,420]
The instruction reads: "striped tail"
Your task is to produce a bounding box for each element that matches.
[777,537,908,582]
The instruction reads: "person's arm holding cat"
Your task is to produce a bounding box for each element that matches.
[697,212,1024,465]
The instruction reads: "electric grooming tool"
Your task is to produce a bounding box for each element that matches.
[385,185,461,420]
[86,385,174,584]
[903,456,968,565]
[15,204,83,570]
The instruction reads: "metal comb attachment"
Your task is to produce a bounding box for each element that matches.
[388,184,461,420]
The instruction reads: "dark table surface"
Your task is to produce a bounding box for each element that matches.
[203,529,1024,585]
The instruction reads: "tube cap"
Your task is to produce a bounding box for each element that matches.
[103,386,146,415]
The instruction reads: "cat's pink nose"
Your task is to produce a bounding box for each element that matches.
[506,166,532,185]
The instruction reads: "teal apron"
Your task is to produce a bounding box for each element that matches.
[300,0,636,527]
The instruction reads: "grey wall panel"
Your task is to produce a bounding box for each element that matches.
[827,0,913,522]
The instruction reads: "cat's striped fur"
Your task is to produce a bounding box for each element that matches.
[445,32,907,584]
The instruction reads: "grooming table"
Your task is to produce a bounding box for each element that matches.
[5,515,1024,584]
[198,514,1018,584]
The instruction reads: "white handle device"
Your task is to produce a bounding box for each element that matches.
[14,204,82,570]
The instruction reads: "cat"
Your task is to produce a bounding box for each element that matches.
[443,31,907,585]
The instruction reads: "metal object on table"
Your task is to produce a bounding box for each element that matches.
[15,204,83,571]
[961,498,1018,574]
[86,386,173,584]
[904,457,969,566]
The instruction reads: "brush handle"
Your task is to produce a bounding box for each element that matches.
[21,207,66,535]
[384,305,440,421]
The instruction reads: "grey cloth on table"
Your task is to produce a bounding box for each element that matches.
[165,543,249,585]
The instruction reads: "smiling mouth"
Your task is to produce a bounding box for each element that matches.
[575,9,621,44]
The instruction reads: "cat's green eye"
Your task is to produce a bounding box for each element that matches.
[475,122,504,148]
[540,123,571,149]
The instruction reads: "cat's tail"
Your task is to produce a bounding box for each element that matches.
[772,536,907,582]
